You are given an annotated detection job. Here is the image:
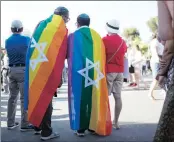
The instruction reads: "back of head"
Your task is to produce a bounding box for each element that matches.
[54,6,69,16]
[77,13,90,27]
[11,20,23,33]
[54,6,69,23]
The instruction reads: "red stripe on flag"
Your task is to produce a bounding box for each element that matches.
[29,35,67,127]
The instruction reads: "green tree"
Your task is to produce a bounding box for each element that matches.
[123,27,140,41]
[140,43,148,55]
[147,16,158,33]
[122,27,149,55]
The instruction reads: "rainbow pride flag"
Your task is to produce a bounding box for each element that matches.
[24,14,68,127]
[68,27,112,136]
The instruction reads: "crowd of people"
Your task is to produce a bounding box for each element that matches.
[0,1,174,141]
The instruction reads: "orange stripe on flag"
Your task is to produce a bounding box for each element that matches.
[28,20,66,118]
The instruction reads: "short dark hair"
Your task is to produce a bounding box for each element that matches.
[11,27,23,33]
[77,14,90,27]
[54,6,69,17]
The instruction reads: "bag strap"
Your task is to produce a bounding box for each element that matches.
[107,40,124,63]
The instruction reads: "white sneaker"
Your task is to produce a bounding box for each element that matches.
[112,123,120,130]
[7,122,19,130]
[74,131,85,137]
[40,132,60,141]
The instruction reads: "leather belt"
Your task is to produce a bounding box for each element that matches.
[9,64,25,67]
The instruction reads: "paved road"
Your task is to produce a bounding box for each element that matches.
[1,79,165,142]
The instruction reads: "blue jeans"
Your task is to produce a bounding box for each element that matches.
[150,62,160,79]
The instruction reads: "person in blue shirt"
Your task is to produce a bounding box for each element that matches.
[5,20,34,131]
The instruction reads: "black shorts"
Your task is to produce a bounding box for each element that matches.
[129,65,135,73]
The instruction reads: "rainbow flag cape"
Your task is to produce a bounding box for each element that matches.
[24,14,68,127]
[67,27,112,136]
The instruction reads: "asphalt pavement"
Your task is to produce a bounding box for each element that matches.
[1,76,165,142]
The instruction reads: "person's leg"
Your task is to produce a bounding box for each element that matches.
[40,100,59,140]
[129,66,136,86]
[34,126,42,135]
[106,73,115,96]
[129,73,133,83]
[134,68,141,89]
[16,67,33,131]
[140,68,148,89]
[7,68,19,129]
[129,66,134,85]
[41,100,53,137]
[149,63,159,99]
[107,73,115,125]
[112,73,123,129]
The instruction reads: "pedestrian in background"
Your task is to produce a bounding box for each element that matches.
[103,19,127,129]
[128,44,136,87]
[148,33,164,99]
[5,20,33,131]
[132,45,147,89]
[1,49,9,94]
[123,54,129,83]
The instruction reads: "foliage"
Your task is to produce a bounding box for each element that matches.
[123,27,140,41]
[146,16,158,34]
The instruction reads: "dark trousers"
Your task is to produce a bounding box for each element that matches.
[34,100,53,137]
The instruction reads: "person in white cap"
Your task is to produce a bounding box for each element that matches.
[5,20,34,131]
[103,19,127,129]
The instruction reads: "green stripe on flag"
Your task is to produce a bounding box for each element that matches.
[33,15,53,42]
[79,28,94,129]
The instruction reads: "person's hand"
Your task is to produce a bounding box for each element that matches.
[158,76,166,87]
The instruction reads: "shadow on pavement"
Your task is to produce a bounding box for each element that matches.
[1,119,157,142]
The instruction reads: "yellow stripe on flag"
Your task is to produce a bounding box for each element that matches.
[89,29,102,130]
[29,15,62,87]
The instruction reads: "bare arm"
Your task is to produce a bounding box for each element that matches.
[158,1,174,40]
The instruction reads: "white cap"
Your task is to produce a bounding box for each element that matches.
[11,20,23,29]
[106,19,120,34]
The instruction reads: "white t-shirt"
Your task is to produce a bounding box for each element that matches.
[132,51,143,69]
[128,47,135,67]
[150,39,164,63]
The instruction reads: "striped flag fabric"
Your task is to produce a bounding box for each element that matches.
[68,27,112,136]
[24,14,68,127]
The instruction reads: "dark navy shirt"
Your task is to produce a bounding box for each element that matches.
[5,34,30,65]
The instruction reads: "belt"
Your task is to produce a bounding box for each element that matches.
[9,64,25,67]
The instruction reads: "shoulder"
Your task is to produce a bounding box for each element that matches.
[20,35,30,40]
[5,36,13,45]
[102,35,108,41]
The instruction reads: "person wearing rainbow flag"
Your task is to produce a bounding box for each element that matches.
[67,14,112,137]
[24,6,70,141]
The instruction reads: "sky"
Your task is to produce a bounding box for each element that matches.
[1,1,158,47]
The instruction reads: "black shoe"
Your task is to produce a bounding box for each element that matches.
[88,129,96,134]
[34,126,42,135]
[74,131,85,137]
[7,122,19,130]
[20,124,34,132]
